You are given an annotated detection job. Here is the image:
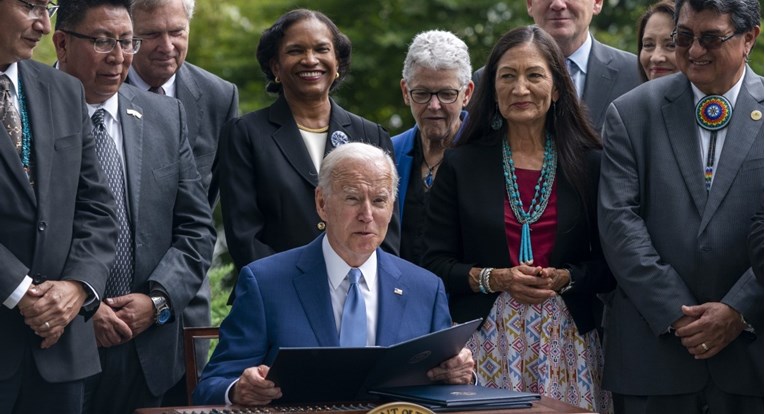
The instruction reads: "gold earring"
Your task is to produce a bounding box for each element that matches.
[275,76,281,84]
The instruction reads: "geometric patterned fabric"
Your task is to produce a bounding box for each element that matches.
[468,293,613,413]
[92,109,134,297]
[0,75,23,161]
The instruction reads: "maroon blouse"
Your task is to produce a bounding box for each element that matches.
[503,167,558,268]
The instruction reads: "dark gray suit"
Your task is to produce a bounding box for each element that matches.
[598,69,763,398]
[89,84,214,407]
[128,62,238,381]
[582,39,640,132]
[0,60,117,404]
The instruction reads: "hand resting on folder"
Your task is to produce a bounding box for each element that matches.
[230,348,474,406]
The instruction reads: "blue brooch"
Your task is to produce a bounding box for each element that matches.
[330,131,349,147]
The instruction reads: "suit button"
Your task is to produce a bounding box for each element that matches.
[317,222,326,231]
[38,221,47,231]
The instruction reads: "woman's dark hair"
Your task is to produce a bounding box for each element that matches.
[637,1,676,82]
[459,25,601,205]
[256,9,352,94]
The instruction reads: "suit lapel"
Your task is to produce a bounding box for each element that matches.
[269,95,319,187]
[663,78,707,217]
[326,99,353,156]
[4,62,44,205]
[700,69,764,233]
[175,66,201,149]
[375,250,407,346]
[118,86,144,230]
[583,40,616,128]
[294,237,339,346]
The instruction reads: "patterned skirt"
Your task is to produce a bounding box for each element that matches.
[467,292,612,414]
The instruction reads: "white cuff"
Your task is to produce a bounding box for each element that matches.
[4,275,33,309]
[224,378,240,405]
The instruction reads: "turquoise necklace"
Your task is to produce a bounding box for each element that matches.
[502,133,557,265]
[16,77,32,185]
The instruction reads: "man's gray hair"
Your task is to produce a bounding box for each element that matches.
[318,143,399,200]
[402,30,472,87]
[132,0,195,19]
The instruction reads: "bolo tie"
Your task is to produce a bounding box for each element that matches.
[695,95,732,191]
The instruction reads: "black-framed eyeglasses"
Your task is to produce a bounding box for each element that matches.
[671,29,740,50]
[16,0,58,19]
[409,88,462,104]
[60,30,142,54]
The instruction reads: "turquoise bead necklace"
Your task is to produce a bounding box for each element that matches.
[501,133,557,265]
[17,77,32,185]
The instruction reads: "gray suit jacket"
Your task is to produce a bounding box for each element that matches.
[598,69,763,396]
[116,84,215,395]
[0,60,118,383]
[581,38,641,132]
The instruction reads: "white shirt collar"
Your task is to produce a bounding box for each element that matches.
[128,66,177,97]
[567,32,592,75]
[0,62,20,97]
[323,235,377,292]
[86,93,120,122]
[691,67,746,108]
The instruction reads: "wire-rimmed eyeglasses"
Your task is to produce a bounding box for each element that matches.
[60,30,143,54]
[671,29,740,50]
[16,0,58,19]
[409,88,462,104]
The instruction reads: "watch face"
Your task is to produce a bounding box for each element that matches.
[157,308,172,325]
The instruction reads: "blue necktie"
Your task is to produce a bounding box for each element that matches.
[339,268,367,347]
[92,109,134,297]
[567,58,582,98]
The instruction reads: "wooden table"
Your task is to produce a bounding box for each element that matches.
[133,396,594,414]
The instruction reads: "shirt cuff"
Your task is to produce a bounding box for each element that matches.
[3,275,33,309]
[224,378,240,405]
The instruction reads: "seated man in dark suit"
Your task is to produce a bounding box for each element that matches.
[194,142,474,406]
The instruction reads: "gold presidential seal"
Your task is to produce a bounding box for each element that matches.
[367,401,435,414]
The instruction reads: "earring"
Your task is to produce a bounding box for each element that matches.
[491,106,504,131]
[335,72,340,79]
[274,76,281,84]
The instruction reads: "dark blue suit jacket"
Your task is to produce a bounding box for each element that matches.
[193,236,451,405]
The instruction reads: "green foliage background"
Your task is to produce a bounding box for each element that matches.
[32,0,765,323]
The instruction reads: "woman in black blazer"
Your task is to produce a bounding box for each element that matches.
[219,9,398,279]
[422,26,614,413]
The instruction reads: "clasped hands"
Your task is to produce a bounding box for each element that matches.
[230,348,475,406]
[475,264,570,305]
[18,280,87,349]
[672,302,747,360]
[92,294,155,347]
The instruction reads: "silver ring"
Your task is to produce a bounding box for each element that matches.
[700,342,709,352]
[44,321,50,330]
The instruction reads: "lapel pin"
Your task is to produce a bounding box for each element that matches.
[394,288,403,295]
[126,109,142,119]
[330,131,349,147]
[751,110,762,121]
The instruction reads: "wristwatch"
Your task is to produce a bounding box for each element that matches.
[151,295,171,326]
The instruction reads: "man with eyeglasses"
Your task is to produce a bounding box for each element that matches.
[392,30,473,267]
[126,1,239,405]
[598,0,762,412]
[0,0,120,412]
[52,0,214,413]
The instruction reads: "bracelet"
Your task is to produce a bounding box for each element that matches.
[479,267,494,294]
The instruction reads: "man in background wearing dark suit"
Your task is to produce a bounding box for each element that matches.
[53,0,215,412]
[127,0,239,405]
[598,0,762,411]
[527,0,640,131]
[0,0,118,412]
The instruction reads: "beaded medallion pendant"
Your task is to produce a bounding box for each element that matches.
[501,133,557,265]
[695,95,732,191]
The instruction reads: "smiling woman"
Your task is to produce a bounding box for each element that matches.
[217,8,399,302]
